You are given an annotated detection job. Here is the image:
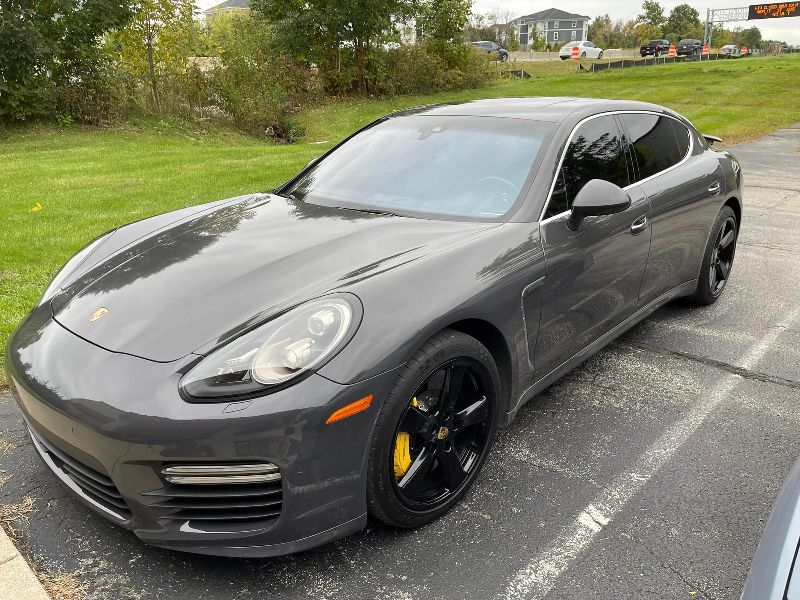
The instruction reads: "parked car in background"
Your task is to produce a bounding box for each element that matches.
[677,39,702,56]
[471,41,509,62]
[742,459,800,599]
[640,39,671,57]
[559,41,604,60]
[720,44,742,58]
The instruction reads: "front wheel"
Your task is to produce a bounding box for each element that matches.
[689,206,738,305]
[366,330,501,528]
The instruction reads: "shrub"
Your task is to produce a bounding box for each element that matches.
[374,42,495,96]
[208,13,319,141]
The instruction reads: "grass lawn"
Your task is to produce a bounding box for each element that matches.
[1,54,799,387]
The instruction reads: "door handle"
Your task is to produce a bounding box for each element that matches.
[708,181,722,194]
[631,215,648,235]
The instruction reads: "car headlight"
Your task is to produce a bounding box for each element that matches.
[180,295,362,400]
[39,231,115,306]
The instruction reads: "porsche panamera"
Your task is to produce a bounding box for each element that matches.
[7,97,742,556]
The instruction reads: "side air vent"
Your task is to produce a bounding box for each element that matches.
[142,463,283,525]
[28,427,131,520]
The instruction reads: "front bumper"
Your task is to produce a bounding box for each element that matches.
[6,305,399,557]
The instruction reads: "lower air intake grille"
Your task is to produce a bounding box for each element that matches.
[143,463,283,525]
[29,428,131,519]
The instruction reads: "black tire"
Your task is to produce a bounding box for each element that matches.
[598,51,604,59]
[560,56,568,60]
[688,205,738,305]
[366,329,501,528]
[581,51,587,58]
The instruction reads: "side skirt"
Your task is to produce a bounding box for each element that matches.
[504,279,698,424]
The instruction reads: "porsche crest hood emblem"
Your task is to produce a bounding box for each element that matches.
[88,307,109,323]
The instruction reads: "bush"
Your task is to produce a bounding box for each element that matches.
[374,42,495,96]
[53,52,131,125]
[208,13,319,141]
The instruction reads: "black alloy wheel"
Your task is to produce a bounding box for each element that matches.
[392,359,492,510]
[690,205,738,305]
[709,215,737,295]
[366,330,500,528]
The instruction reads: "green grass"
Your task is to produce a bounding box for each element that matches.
[1,54,799,387]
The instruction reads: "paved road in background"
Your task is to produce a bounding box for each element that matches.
[1,127,799,599]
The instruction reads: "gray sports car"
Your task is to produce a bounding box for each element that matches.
[6,98,743,557]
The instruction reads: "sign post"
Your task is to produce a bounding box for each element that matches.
[704,4,800,48]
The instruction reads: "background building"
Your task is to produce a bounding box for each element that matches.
[509,8,590,50]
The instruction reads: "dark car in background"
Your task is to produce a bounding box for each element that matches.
[471,40,509,62]
[677,39,702,56]
[640,39,671,56]
[7,98,743,557]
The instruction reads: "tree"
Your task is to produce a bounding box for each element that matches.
[0,0,132,121]
[420,0,472,47]
[588,14,612,48]
[638,1,665,30]
[251,0,414,94]
[665,3,702,41]
[115,0,196,113]
[736,26,763,49]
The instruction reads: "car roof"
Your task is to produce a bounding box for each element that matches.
[389,97,674,124]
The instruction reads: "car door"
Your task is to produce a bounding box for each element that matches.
[533,114,652,380]
[618,112,725,305]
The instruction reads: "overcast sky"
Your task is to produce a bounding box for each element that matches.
[195,0,800,44]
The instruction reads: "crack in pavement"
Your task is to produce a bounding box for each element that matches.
[630,532,717,600]
[618,340,800,391]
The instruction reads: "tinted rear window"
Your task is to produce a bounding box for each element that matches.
[286,116,554,220]
[620,114,688,182]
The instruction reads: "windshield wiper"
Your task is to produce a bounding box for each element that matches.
[334,206,405,217]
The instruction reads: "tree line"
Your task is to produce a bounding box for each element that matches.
[0,0,493,138]
[589,1,765,50]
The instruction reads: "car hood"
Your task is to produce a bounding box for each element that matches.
[51,194,494,362]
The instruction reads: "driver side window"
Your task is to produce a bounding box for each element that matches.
[544,115,629,219]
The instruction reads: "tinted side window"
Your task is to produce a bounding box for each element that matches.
[544,115,629,219]
[620,114,685,181]
[671,119,690,157]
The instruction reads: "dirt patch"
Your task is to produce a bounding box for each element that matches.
[36,569,88,600]
[0,494,36,538]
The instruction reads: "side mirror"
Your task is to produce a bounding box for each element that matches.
[567,179,631,231]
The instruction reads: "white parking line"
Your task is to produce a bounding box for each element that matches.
[501,306,800,600]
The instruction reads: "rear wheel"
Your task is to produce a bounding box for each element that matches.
[689,206,738,305]
[581,51,587,58]
[366,330,500,528]
[598,51,604,59]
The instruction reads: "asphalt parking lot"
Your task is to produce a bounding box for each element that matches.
[1,126,799,600]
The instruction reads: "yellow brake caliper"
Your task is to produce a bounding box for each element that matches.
[394,397,418,479]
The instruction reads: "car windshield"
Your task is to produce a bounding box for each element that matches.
[284,115,554,220]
